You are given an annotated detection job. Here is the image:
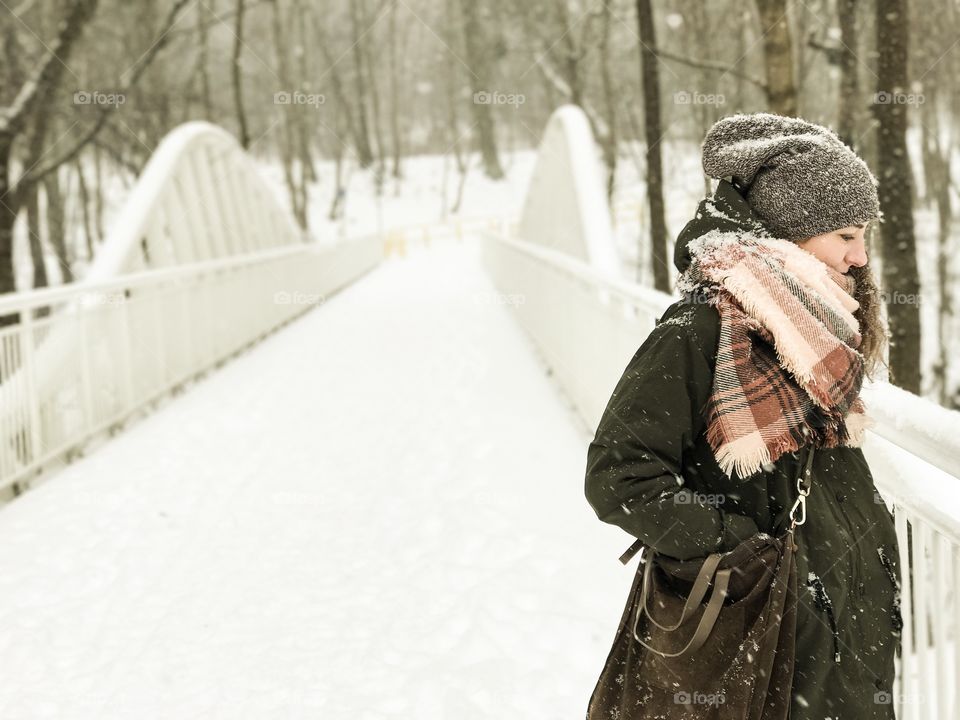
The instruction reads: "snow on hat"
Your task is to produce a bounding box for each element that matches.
[701,112,881,241]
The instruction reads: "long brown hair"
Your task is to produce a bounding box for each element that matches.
[848,264,889,380]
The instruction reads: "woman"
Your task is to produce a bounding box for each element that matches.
[585,113,903,718]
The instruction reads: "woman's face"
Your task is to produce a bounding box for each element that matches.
[796,224,869,274]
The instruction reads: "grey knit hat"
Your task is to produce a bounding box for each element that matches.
[701,112,881,241]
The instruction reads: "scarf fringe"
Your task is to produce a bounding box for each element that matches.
[708,413,831,479]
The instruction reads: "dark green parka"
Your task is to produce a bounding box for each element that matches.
[585,180,903,719]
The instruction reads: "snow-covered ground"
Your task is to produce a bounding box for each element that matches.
[0,238,636,719]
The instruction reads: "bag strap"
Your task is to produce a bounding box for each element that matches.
[639,552,724,631]
[631,556,732,658]
[619,538,645,566]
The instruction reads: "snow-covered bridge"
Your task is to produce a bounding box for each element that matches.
[0,108,957,719]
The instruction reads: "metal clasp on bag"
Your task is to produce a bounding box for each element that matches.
[789,447,816,532]
[788,481,809,530]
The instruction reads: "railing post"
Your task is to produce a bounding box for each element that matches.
[118,291,136,415]
[77,300,94,437]
[19,309,44,473]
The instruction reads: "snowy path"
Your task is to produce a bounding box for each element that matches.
[0,239,637,719]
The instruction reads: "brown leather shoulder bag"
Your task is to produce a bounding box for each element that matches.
[585,447,815,719]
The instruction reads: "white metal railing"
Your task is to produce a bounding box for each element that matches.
[0,119,387,493]
[0,237,381,491]
[480,229,960,720]
[0,208,509,493]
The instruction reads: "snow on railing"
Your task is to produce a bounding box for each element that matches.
[480,229,960,720]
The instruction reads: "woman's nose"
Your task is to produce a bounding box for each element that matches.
[846,240,868,268]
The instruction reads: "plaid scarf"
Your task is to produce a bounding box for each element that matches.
[678,230,871,479]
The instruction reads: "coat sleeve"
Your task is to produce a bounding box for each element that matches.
[584,304,759,561]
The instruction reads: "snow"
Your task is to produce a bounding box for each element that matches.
[0,238,633,719]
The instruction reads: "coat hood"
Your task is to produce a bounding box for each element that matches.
[672,179,772,275]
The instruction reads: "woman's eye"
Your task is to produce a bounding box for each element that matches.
[841,235,855,241]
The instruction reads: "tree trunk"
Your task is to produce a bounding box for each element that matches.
[270,0,307,229]
[93,143,105,246]
[27,184,48,290]
[388,0,404,182]
[0,137,18,302]
[197,0,214,120]
[554,0,583,108]
[361,28,387,192]
[755,0,798,116]
[458,0,504,179]
[293,0,317,184]
[231,0,251,148]
[43,171,72,283]
[75,157,95,265]
[636,0,669,292]
[837,0,860,147]
[443,0,469,215]
[349,0,376,168]
[874,0,921,393]
[598,0,617,202]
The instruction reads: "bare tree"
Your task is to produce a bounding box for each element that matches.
[0,0,195,309]
[231,0,251,148]
[836,0,861,147]
[0,0,101,302]
[196,0,215,120]
[458,0,504,179]
[269,0,308,228]
[754,0,797,116]
[311,8,371,170]
[598,0,617,201]
[349,0,377,169]
[874,0,921,392]
[388,0,405,182]
[636,0,669,292]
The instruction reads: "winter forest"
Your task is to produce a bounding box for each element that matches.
[3,1,960,717]
[2,0,958,406]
